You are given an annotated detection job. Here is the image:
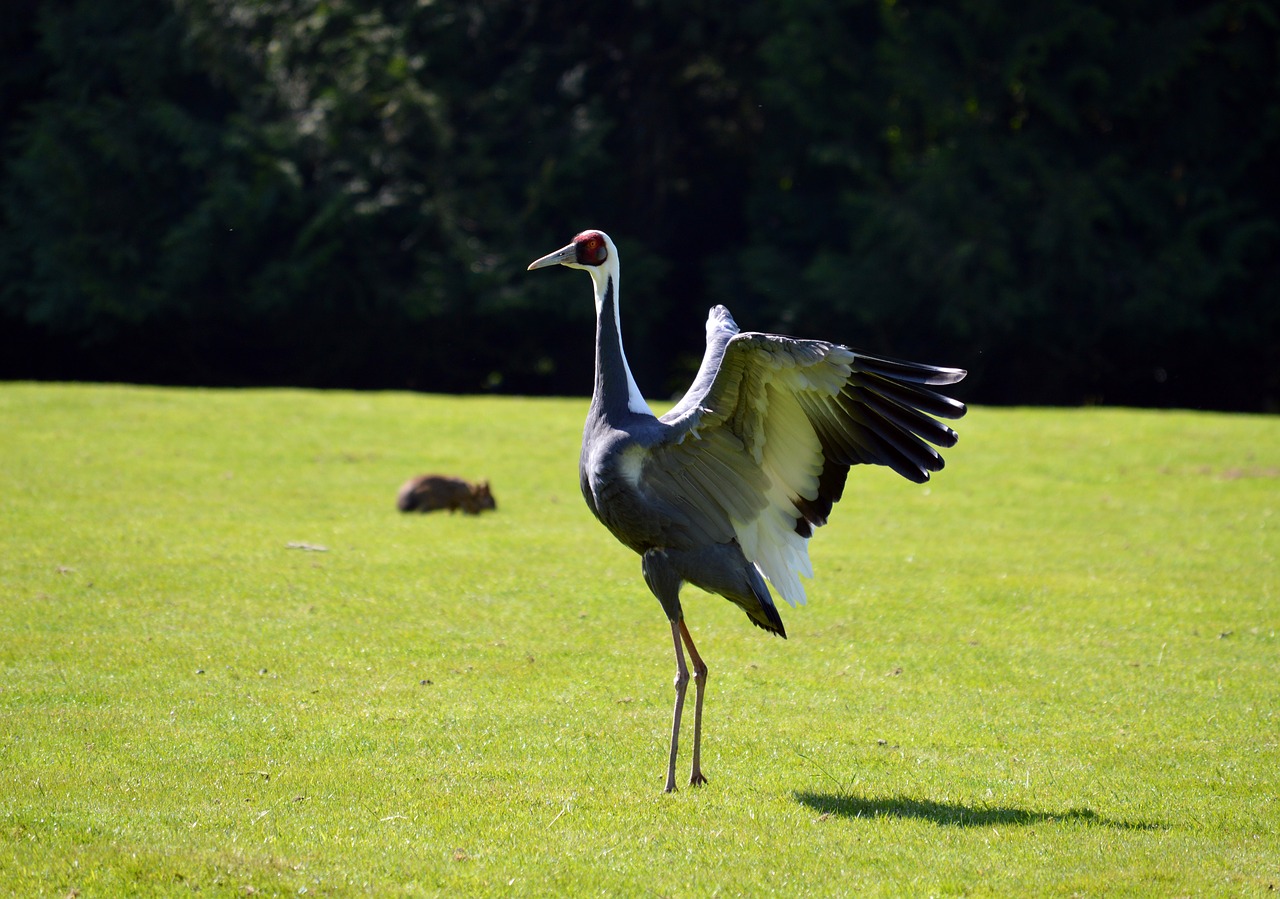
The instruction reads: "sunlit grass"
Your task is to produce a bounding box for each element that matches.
[1,383,1276,896]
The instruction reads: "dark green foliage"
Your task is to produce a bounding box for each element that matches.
[1,0,1276,408]
[729,0,1280,408]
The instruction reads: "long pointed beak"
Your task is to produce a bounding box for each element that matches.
[527,243,576,271]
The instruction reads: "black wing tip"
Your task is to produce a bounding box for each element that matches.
[935,424,961,447]
[897,454,939,484]
[935,398,968,421]
[924,367,967,386]
[856,353,965,382]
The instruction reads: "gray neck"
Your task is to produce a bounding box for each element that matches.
[591,273,653,422]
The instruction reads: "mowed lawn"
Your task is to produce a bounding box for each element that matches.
[0,382,1276,897]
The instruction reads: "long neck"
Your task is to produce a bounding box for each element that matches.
[590,267,653,421]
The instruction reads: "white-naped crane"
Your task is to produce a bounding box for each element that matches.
[528,229,966,793]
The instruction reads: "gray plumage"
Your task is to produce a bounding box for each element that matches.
[528,229,967,792]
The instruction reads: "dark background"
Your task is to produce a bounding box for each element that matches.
[3,0,1277,410]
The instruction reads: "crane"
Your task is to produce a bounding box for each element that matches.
[527,229,967,793]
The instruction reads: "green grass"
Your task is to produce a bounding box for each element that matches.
[1,382,1276,896]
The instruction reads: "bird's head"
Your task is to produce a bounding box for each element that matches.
[527,230,612,272]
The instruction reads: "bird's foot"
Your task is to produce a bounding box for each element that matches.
[689,771,707,788]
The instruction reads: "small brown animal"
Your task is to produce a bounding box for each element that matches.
[396,475,496,515]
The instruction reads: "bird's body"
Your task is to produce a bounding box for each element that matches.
[529,230,966,792]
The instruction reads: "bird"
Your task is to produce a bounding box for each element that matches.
[527,229,966,792]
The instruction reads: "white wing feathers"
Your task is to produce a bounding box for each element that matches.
[649,309,965,609]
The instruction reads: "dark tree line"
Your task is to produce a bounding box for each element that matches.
[3,0,1277,410]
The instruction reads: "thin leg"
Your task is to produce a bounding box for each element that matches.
[679,620,709,787]
[665,620,690,793]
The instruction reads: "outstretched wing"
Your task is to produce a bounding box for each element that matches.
[647,305,966,606]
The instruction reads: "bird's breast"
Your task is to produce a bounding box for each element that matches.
[579,426,670,555]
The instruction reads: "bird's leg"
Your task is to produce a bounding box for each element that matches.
[665,619,690,793]
[679,620,708,787]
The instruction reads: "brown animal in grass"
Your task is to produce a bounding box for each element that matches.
[396,475,496,515]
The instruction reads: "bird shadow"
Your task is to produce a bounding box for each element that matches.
[794,791,1163,831]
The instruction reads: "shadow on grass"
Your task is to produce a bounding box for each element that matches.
[794,792,1162,830]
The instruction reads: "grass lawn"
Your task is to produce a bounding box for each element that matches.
[1,382,1276,896]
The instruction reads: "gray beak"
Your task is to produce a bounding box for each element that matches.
[527,243,577,271]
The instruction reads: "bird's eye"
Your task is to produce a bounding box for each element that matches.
[576,233,607,265]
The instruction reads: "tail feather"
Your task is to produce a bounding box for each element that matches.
[742,564,786,638]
